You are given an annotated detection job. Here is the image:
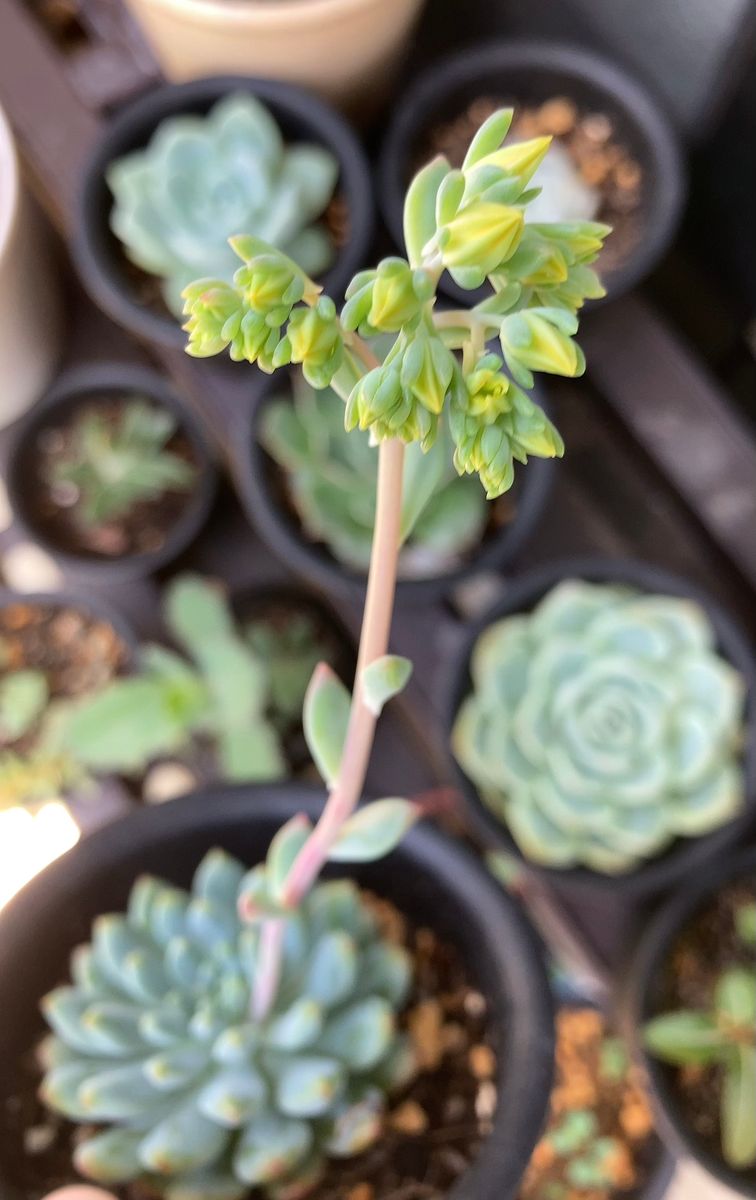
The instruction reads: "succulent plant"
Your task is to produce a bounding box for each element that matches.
[57,576,320,785]
[644,901,756,1169]
[41,846,415,1199]
[244,609,330,728]
[453,580,746,874]
[108,93,338,317]
[261,372,488,573]
[49,399,197,527]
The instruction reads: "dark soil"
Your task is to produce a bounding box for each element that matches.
[657,879,756,1168]
[116,191,351,325]
[520,1008,654,1200]
[0,896,495,1200]
[26,398,200,560]
[0,600,130,754]
[415,95,644,278]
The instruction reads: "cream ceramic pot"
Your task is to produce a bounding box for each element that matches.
[121,0,425,115]
[0,106,62,430]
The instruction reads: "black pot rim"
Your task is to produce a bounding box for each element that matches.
[625,844,756,1198]
[0,782,555,1200]
[7,362,218,582]
[0,585,139,666]
[377,38,686,306]
[232,366,556,604]
[72,76,375,350]
[442,554,756,897]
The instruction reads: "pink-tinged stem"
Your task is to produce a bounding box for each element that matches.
[250,435,405,1021]
[284,436,406,906]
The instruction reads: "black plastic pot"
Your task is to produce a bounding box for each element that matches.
[443,556,756,898]
[7,363,217,582]
[233,367,556,604]
[0,783,555,1200]
[378,40,685,306]
[624,845,756,1198]
[73,76,375,350]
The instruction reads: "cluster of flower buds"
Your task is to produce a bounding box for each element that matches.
[345,324,456,449]
[449,352,564,499]
[499,306,585,389]
[182,236,346,386]
[341,258,435,335]
[501,220,610,311]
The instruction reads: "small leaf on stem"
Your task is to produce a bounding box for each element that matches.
[328,799,420,862]
[361,656,413,717]
[303,663,350,787]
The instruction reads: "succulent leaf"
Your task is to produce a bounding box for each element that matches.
[361,656,413,716]
[328,798,420,862]
[303,662,351,787]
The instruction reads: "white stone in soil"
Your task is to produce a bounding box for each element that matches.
[526,142,601,225]
[143,760,197,804]
[1,540,63,591]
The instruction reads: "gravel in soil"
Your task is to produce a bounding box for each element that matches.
[520,1007,654,1200]
[658,879,756,1169]
[0,896,495,1200]
[415,95,644,277]
[0,600,130,754]
[27,398,200,560]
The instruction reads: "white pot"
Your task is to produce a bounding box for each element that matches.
[122,0,426,115]
[0,106,62,430]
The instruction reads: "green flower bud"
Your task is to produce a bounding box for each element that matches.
[400,328,454,415]
[499,308,585,387]
[438,202,524,275]
[368,258,423,332]
[464,354,512,419]
[182,280,247,358]
[509,386,565,459]
[452,411,516,500]
[471,135,552,189]
[233,253,305,315]
[287,300,344,388]
[345,363,437,450]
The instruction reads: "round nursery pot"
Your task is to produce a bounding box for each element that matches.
[233,368,556,605]
[0,783,555,1200]
[378,40,685,306]
[120,0,425,118]
[73,76,375,350]
[443,556,756,898]
[0,104,62,429]
[625,845,756,1198]
[7,363,217,582]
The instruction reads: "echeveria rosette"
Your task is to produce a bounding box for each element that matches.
[41,849,415,1200]
[453,581,747,874]
[108,93,338,317]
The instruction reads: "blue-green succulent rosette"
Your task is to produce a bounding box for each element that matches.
[453,580,747,874]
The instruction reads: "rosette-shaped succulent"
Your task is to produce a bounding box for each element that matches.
[453,580,747,874]
[41,849,415,1199]
[108,93,338,317]
[261,374,487,573]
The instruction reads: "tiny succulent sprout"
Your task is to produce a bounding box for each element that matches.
[108,93,338,317]
[0,667,48,742]
[40,848,416,1199]
[261,374,488,574]
[48,399,197,528]
[644,908,756,1169]
[453,581,747,873]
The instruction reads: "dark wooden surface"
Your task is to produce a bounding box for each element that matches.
[1,0,756,982]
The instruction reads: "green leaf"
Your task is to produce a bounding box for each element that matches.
[462,108,514,169]
[735,902,756,948]
[275,1055,345,1118]
[303,663,350,786]
[715,968,756,1028]
[328,798,420,862]
[361,656,412,717]
[0,670,48,740]
[722,1045,756,1168]
[399,439,446,542]
[644,1011,729,1065]
[216,725,286,783]
[266,814,312,900]
[403,156,450,268]
[166,575,234,654]
[61,677,200,772]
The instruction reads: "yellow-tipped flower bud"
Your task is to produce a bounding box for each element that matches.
[368,259,423,332]
[500,309,585,386]
[473,135,552,187]
[464,354,512,420]
[439,202,524,275]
